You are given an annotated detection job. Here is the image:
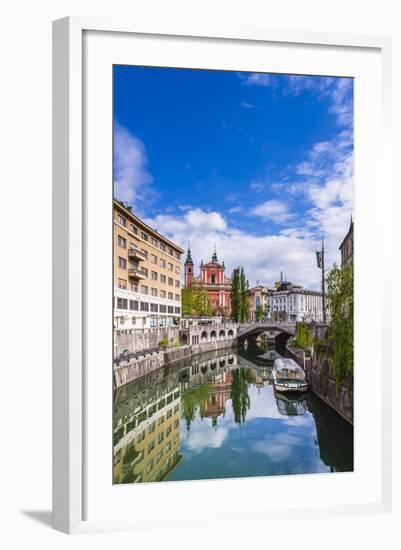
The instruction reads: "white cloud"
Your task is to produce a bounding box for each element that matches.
[249,181,264,192]
[250,200,294,224]
[241,101,257,109]
[242,73,353,128]
[184,422,229,453]
[242,73,273,87]
[228,206,244,214]
[145,207,324,289]
[113,123,154,206]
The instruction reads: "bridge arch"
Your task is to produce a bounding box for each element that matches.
[219,329,226,339]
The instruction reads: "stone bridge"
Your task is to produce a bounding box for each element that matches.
[237,322,296,342]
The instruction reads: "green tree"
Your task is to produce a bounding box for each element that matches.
[230,266,250,322]
[182,282,213,317]
[230,268,241,322]
[255,303,265,321]
[326,263,354,390]
[240,267,250,323]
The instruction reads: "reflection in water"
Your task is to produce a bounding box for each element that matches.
[275,390,309,416]
[113,345,353,484]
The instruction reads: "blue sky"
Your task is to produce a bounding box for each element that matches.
[114,66,353,289]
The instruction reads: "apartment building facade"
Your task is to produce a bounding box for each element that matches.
[114,200,184,332]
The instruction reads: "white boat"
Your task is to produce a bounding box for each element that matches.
[272,357,308,393]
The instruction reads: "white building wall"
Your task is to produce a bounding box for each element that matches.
[114,286,181,330]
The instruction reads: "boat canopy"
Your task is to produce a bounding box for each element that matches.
[274,358,306,381]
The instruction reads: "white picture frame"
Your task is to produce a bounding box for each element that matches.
[52,16,392,534]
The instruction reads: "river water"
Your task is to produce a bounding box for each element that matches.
[113,344,353,484]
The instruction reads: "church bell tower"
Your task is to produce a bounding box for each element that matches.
[184,245,194,287]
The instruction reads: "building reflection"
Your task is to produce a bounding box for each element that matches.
[113,349,242,483]
[113,346,353,484]
[113,368,182,483]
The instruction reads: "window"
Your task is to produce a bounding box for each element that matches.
[160,305,167,313]
[151,271,158,281]
[151,254,157,264]
[166,425,172,437]
[168,292,173,300]
[147,441,155,453]
[118,235,126,248]
[175,294,180,302]
[140,285,148,295]
[151,237,158,247]
[129,300,139,311]
[141,231,148,242]
[130,223,137,234]
[150,303,158,313]
[117,214,126,227]
[140,302,149,312]
[130,282,138,292]
[175,252,180,260]
[158,415,165,425]
[160,290,166,299]
[158,432,164,444]
[175,280,180,288]
[166,409,172,419]
[151,288,158,297]
[168,306,174,314]
[173,419,179,429]
[168,247,173,256]
[160,274,166,283]
[141,267,148,277]
[168,262,173,271]
[118,278,127,289]
[168,277,173,286]
[117,298,128,309]
[141,249,148,259]
[160,259,166,268]
[159,243,166,252]
[131,317,136,325]
[175,266,180,274]
[175,307,181,314]
[148,421,156,434]
[118,257,127,269]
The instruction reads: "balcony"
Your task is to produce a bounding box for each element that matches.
[128,247,147,261]
[128,268,147,280]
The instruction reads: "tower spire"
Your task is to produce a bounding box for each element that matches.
[185,242,193,264]
[212,243,218,263]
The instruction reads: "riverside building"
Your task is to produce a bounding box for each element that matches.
[248,275,328,323]
[114,200,184,332]
[184,246,232,316]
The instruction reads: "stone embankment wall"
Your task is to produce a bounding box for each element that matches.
[114,339,236,388]
[309,352,353,424]
[114,327,180,357]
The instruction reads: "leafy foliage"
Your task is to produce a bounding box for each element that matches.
[295,322,314,349]
[326,263,354,390]
[230,367,253,424]
[230,267,250,322]
[255,304,266,322]
[182,282,213,317]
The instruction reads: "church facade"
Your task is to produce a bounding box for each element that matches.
[184,247,232,316]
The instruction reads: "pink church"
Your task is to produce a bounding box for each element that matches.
[184,246,232,316]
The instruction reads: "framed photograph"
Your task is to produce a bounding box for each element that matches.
[53,17,392,533]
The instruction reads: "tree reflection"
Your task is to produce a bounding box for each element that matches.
[230,368,253,424]
[181,384,211,432]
